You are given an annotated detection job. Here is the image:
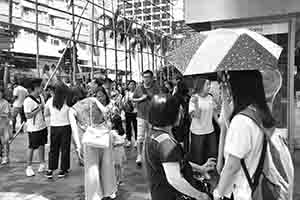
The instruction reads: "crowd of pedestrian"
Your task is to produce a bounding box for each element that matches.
[0,67,294,200]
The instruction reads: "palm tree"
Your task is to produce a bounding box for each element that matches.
[97,9,134,80]
[130,24,148,73]
[97,9,121,79]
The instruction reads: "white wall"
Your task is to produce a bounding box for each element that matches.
[185,0,300,24]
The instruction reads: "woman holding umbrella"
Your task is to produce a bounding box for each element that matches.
[213,71,276,200]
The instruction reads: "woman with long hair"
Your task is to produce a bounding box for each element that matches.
[172,79,191,146]
[188,79,219,168]
[213,70,276,200]
[44,82,72,179]
[68,81,117,200]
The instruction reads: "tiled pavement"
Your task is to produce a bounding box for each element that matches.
[0,133,149,200]
[0,132,300,200]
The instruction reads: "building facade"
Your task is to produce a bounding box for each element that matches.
[117,0,174,34]
[0,0,92,78]
[184,0,300,152]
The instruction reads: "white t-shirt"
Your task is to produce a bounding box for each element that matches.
[223,114,264,200]
[13,85,28,108]
[189,94,215,135]
[23,95,47,132]
[45,97,70,127]
[125,90,137,113]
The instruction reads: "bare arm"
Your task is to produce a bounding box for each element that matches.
[163,162,209,200]
[132,94,147,103]
[189,158,216,174]
[25,105,42,119]
[215,154,241,197]
[69,109,81,150]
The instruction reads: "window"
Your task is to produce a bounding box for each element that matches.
[51,38,60,46]
[125,11,133,15]
[152,7,160,12]
[163,28,170,33]
[153,14,160,20]
[162,21,170,26]
[162,13,169,19]
[125,4,132,9]
[134,2,141,8]
[162,6,170,11]
[153,22,160,27]
[49,16,55,26]
[144,15,151,21]
[153,0,160,4]
[143,0,151,6]
[135,9,142,14]
[143,8,151,14]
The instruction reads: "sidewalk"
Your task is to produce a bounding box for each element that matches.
[0,132,299,200]
[0,133,149,200]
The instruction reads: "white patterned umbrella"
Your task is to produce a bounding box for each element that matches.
[168,28,283,77]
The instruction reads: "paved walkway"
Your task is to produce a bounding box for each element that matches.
[0,133,149,200]
[0,132,300,200]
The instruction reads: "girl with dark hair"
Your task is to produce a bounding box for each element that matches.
[172,80,191,147]
[144,94,215,200]
[122,80,137,147]
[44,82,72,179]
[164,80,174,94]
[188,79,218,169]
[213,70,276,200]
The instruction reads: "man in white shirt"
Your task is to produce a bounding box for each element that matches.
[12,79,28,134]
[23,78,47,177]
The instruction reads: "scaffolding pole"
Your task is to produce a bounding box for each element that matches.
[72,0,76,85]
[35,0,40,77]
[123,0,128,84]
[4,0,13,88]
[102,0,107,76]
[91,0,95,79]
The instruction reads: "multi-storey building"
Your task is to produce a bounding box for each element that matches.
[0,0,97,78]
[117,0,174,34]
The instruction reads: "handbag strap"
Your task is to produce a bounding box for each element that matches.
[239,107,268,192]
[241,136,267,192]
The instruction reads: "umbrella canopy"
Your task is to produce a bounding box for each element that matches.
[168,28,283,77]
[167,33,206,74]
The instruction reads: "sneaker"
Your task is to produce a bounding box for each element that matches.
[58,170,67,178]
[125,140,131,148]
[136,155,142,167]
[45,170,53,179]
[109,192,117,199]
[1,157,9,165]
[38,163,46,173]
[26,166,35,177]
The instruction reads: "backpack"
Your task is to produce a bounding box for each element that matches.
[239,107,294,200]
